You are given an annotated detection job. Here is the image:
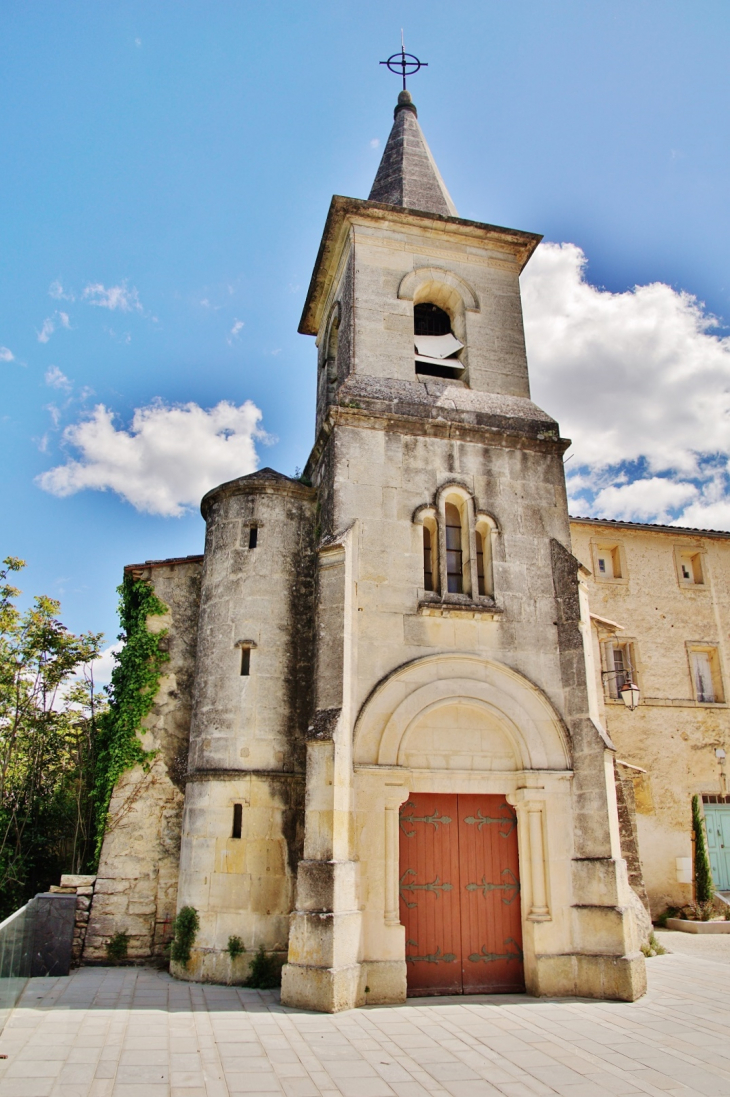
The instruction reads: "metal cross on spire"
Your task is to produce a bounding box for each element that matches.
[380,30,428,91]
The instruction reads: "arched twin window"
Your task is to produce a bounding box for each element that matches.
[415,489,497,602]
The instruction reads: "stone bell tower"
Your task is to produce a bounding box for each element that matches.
[279,89,646,1011]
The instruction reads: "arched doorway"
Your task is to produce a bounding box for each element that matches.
[353,654,572,1002]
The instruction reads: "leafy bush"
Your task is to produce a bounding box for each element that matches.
[654,906,680,928]
[245,945,280,989]
[692,795,715,905]
[106,931,129,963]
[170,906,199,967]
[227,935,245,961]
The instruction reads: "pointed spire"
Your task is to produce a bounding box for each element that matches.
[368,91,457,218]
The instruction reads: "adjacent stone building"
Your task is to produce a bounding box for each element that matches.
[87,88,674,1010]
[572,517,730,914]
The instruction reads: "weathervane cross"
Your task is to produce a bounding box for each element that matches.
[380,30,428,91]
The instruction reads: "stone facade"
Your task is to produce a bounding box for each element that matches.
[571,517,730,915]
[84,556,202,963]
[88,91,651,1007]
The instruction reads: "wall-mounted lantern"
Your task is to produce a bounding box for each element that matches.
[601,667,641,711]
[618,680,641,711]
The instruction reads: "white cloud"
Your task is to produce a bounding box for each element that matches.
[37,310,71,343]
[370,138,380,149]
[227,319,245,344]
[522,242,730,529]
[589,477,698,523]
[49,280,74,301]
[522,243,730,476]
[82,281,142,312]
[0,346,14,362]
[45,366,71,389]
[37,317,55,343]
[37,399,267,517]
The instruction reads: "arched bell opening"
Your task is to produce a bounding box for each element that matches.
[399,267,478,384]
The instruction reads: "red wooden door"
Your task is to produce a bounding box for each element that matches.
[399,793,524,996]
[398,794,461,995]
[458,794,524,992]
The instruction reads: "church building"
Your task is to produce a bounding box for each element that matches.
[84,87,657,1010]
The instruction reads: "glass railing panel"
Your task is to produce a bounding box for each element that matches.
[0,904,33,1034]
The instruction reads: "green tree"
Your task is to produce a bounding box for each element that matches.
[692,793,715,906]
[0,557,103,918]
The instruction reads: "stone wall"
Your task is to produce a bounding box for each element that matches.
[571,519,730,914]
[50,873,97,964]
[84,556,203,963]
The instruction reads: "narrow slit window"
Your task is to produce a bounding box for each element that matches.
[232,803,243,840]
[423,525,433,591]
[240,647,251,676]
[445,502,463,594]
[476,530,486,596]
[248,527,258,549]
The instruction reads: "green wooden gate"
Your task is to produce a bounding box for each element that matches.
[704,804,730,891]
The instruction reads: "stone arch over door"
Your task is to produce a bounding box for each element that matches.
[353,653,571,772]
[352,654,574,1003]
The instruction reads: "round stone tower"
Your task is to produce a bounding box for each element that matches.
[174,468,316,983]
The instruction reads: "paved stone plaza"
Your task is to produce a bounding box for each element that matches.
[1,934,729,1097]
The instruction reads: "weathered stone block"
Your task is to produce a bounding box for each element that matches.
[281,961,360,1013]
[60,874,96,888]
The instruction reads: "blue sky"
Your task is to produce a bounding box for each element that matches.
[2,1,730,655]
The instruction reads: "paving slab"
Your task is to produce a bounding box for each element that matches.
[1,946,730,1097]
